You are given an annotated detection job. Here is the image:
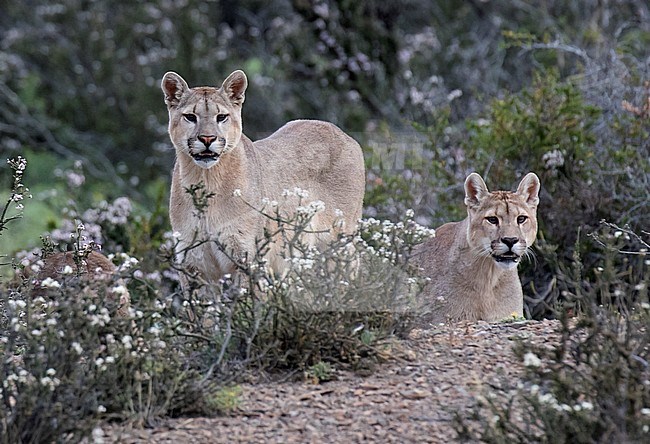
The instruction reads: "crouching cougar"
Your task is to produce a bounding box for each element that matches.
[413,172,540,323]
[161,70,365,294]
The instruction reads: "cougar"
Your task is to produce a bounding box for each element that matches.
[413,172,540,323]
[161,70,365,294]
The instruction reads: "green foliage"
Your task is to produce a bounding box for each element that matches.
[207,385,243,414]
[363,111,464,224]
[306,361,334,384]
[466,71,599,188]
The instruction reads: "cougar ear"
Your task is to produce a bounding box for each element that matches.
[464,173,489,208]
[221,70,248,106]
[516,172,541,208]
[161,72,189,108]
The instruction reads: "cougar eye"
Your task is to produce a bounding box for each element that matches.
[183,113,197,123]
[517,215,528,224]
[486,216,499,225]
[216,114,229,123]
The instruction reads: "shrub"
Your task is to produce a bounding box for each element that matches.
[163,188,433,373]
[1,160,432,442]
[0,159,227,442]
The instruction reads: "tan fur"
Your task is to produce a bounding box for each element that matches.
[413,172,540,323]
[22,251,130,316]
[161,70,365,292]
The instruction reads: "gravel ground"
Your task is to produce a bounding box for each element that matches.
[102,319,562,443]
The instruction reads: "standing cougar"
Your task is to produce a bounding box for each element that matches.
[413,172,540,323]
[161,70,365,293]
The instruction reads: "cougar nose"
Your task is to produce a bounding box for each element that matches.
[501,237,519,249]
[198,135,217,147]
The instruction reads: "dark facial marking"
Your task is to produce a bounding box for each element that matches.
[497,192,511,215]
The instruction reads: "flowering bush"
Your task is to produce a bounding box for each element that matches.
[161,186,433,371]
[0,273,226,442]
[1,161,432,441]
[0,160,230,441]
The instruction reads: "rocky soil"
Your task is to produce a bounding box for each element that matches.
[102,319,562,443]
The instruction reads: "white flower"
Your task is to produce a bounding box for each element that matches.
[121,335,133,349]
[641,408,650,416]
[97,405,107,413]
[46,368,56,376]
[72,342,83,354]
[297,200,326,216]
[8,299,26,310]
[111,285,129,297]
[580,401,594,411]
[542,149,565,169]
[523,351,542,368]
[447,89,462,101]
[62,265,74,275]
[293,187,309,198]
[40,277,61,289]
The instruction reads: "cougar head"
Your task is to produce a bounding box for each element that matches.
[161,70,248,169]
[464,172,540,270]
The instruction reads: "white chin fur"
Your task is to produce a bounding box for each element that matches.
[494,259,519,270]
[193,158,220,169]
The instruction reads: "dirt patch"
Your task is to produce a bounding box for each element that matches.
[102,319,561,443]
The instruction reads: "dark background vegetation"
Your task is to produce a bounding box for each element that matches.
[1,0,649,315]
